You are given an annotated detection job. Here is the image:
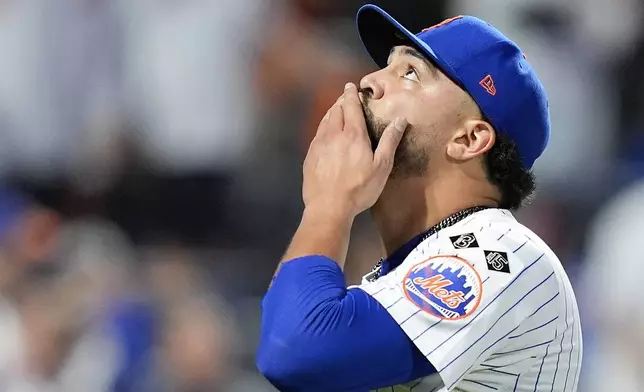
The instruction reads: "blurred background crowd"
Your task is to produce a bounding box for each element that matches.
[0,0,642,391]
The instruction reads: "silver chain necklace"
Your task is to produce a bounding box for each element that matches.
[367,206,490,282]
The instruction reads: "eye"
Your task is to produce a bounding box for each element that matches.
[403,66,419,82]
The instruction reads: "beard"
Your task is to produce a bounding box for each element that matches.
[360,92,429,178]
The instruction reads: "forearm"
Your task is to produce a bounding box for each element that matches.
[280,204,354,267]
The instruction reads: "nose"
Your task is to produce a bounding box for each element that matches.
[359,70,384,100]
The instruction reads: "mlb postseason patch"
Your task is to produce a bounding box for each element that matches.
[449,233,479,249]
[484,250,510,273]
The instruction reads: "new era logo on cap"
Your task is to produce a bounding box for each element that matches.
[479,75,496,96]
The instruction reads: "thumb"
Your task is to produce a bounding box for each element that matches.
[373,117,408,169]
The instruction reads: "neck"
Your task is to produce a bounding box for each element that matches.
[370,172,499,257]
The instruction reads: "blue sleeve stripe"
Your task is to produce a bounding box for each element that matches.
[485,368,518,377]
[571,320,582,392]
[562,292,577,392]
[439,271,554,371]
[400,309,422,326]
[426,252,545,357]
[412,319,442,340]
[533,330,556,392]
[371,286,389,297]
[497,228,511,241]
[550,284,569,391]
[513,240,528,253]
[513,374,521,392]
[462,379,498,390]
[386,297,404,309]
[480,363,507,369]
[491,339,554,356]
[508,316,558,339]
[446,291,559,390]
[476,292,558,358]
[524,292,560,320]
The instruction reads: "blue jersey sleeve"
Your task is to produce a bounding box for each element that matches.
[256,255,436,392]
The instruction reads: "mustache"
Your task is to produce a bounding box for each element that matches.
[356,88,379,151]
[357,88,371,117]
[357,88,372,102]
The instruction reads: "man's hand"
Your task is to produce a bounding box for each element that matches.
[276,82,407,269]
[302,83,408,219]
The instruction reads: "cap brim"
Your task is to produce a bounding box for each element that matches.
[356,4,464,88]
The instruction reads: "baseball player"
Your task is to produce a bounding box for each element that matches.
[257,4,582,392]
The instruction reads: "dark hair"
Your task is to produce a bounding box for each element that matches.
[484,132,536,210]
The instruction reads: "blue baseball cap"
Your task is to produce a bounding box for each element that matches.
[356,4,550,169]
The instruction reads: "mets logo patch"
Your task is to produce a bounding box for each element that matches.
[403,255,482,320]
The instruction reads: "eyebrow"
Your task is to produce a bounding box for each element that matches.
[388,46,438,77]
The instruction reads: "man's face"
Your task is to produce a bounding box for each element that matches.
[359,45,472,178]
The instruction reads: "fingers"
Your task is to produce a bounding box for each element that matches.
[317,95,345,137]
[341,83,367,135]
[327,96,344,132]
[373,117,408,170]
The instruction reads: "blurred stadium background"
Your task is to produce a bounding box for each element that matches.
[0,0,641,391]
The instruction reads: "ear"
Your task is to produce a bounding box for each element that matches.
[446,119,496,161]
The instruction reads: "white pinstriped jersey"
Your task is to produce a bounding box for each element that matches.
[358,209,582,392]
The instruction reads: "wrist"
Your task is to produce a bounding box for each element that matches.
[303,200,357,225]
[280,202,354,266]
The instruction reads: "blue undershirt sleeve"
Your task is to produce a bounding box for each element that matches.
[256,255,437,392]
